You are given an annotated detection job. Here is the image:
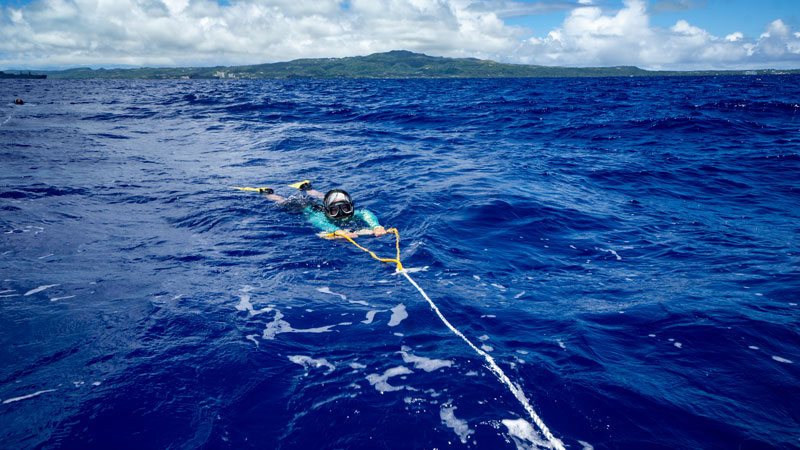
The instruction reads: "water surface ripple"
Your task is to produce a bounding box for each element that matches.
[1,76,798,449]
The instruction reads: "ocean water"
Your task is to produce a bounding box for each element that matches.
[1,76,798,450]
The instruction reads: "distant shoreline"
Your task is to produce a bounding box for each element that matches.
[0,71,46,79]
[4,51,799,80]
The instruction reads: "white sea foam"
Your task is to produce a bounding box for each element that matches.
[481,344,494,352]
[2,389,57,404]
[597,247,622,260]
[288,355,335,374]
[317,286,346,300]
[398,266,428,274]
[388,304,408,327]
[262,310,335,340]
[245,334,259,346]
[0,289,14,294]
[772,356,793,364]
[399,271,564,450]
[362,310,381,324]
[478,334,490,341]
[514,291,526,299]
[366,366,413,392]
[50,295,75,302]
[318,286,370,306]
[748,345,759,350]
[399,346,453,372]
[502,418,550,450]
[674,342,683,348]
[235,290,272,316]
[349,362,367,370]
[440,405,474,444]
[578,439,595,450]
[24,284,59,296]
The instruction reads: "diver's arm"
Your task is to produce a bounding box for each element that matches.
[355,209,387,237]
[305,207,358,238]
[262,192,286,203]
[307,189,325,200]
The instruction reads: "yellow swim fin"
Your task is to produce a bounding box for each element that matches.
[231,186,274,194]
[288,180,312,191]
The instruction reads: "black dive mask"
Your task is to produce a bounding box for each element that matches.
[326,201,354,219]
[324,189,354,219]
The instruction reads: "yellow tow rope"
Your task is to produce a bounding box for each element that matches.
[325,228,404,272]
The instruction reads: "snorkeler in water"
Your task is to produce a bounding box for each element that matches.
[258,180,387,239]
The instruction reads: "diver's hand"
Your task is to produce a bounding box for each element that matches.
[373,226,387,237]
[336,231,359,239]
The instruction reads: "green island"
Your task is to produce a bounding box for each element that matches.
[5,50,799,80]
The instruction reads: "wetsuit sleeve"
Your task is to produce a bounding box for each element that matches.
[356,209,381,228]
[304,206,340,233]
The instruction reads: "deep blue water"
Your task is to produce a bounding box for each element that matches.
[1,76,799,450]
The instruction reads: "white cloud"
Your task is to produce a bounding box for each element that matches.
[516,0,800,69]
[0,0,798,70]
[725,32,743,42]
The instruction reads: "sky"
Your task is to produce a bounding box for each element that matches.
[1,0,798,71]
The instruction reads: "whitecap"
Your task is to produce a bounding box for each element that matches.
[772,356,793,364]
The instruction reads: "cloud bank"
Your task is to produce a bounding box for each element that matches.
[1,0,798,70]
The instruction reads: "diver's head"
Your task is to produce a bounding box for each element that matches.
[14,98,23,105]
[324,189,354,220]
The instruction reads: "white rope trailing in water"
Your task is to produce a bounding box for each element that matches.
[400,270,565,450]
[329,228,563,448]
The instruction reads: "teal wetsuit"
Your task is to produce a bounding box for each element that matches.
[303,205,381,234]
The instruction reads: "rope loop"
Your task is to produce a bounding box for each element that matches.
[326,228,404,272]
